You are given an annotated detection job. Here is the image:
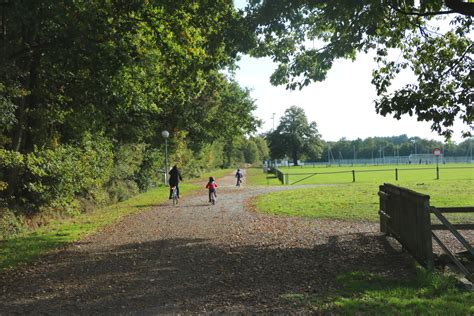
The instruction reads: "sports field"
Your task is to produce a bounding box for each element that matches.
[277,163,474,185]
[250,164,474,222]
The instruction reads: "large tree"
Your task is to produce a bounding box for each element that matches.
[0,0,259,205]
[267,106,322,165]
[245,0,473,139]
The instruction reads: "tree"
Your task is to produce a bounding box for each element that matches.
[245,0,473,138]
[0,1,261,210]
[243,139,260,164]
[252,135,270,161]
[267,106,322,165]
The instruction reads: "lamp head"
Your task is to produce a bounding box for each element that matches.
[161,130,169,138]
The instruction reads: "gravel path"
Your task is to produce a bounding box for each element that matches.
[0,171,419,314]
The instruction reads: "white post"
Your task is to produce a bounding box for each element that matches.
[161,130,169,185]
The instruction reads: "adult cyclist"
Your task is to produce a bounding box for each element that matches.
[169,165,183,199]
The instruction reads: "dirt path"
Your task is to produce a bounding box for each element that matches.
[0,171,415,314]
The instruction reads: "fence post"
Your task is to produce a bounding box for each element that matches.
[285,173,289,185]
[352,170,355,182]
[436,165,439,180]
[395,168,398,181]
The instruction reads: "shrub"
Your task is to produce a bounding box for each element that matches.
[0,135,114,213]
[136,147,165,191]
[106,143,145,201]
[0,208,25,239]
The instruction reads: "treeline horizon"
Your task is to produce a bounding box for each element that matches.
[315,134,473,161]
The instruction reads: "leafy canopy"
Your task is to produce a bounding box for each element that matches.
[245,0,473,138]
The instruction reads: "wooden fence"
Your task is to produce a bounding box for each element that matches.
[378,183,433,268]
[379,183,474,281]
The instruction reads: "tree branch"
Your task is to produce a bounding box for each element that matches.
[445,0,474,17]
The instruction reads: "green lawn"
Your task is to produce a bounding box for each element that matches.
[283,268,474,314]
[0,169,234,272]
[279,164,474,185]
[250,164,474,222]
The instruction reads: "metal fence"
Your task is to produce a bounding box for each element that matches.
[266,155,473,168]
[270,165,474,185]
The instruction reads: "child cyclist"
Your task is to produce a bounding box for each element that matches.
[205,177,218,203]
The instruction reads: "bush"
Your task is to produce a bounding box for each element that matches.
[0,135,114,213]
[107,179,140,202]
[106,143,146,200]
[136,147,165,191]
[0,208,25,239]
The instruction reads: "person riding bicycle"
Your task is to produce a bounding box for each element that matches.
[169,165,183,199]
[205,176,218,202]
[235,168,243,186]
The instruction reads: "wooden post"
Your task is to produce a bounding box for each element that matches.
[395,168,398,181]
[352,170,355,182]
[285,173,289,185]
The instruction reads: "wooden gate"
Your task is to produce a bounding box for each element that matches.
[378,183,433,268]
[379,183,474,282]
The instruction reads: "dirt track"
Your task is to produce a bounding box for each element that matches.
[0,171,417,314]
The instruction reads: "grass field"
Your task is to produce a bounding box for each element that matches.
[278,163,474,185]
[250,164,474,222]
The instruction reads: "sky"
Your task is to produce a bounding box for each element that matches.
[232,0,468,143]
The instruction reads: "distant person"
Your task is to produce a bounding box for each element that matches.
[168,165,183,199]
[235,168,243,187]
[206,176,218,203]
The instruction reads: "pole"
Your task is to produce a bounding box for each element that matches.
[164,138,168,185]
[436,156,439,180]
[328,144,330,165]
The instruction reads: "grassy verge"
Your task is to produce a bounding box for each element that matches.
[283,268,474,314]
[245,167,282,186]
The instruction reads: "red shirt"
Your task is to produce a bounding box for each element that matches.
[206,181,217,190]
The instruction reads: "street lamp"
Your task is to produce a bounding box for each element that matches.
[161,130,169,185]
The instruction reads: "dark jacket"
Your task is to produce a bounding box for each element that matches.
[169,167,183,186]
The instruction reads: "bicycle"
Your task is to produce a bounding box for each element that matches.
[210,190,217,205]
[171,186,178,205]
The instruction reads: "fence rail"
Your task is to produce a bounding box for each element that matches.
[270,166,474,185]
[379,183,474,281]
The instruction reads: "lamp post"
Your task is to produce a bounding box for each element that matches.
[161,130,169,185]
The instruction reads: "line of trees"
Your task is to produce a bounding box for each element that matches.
[0,1,262,232]
[320,136,473,162]
[266,106,472,165]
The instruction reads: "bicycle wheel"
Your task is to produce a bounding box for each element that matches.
[172,188,178,205]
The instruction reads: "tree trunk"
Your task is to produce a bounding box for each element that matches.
[6,21,41,200]
[292,150,298,166]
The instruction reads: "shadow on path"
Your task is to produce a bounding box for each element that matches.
[0,232,414,314]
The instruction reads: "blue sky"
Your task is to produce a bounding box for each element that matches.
[232,0,466,143]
